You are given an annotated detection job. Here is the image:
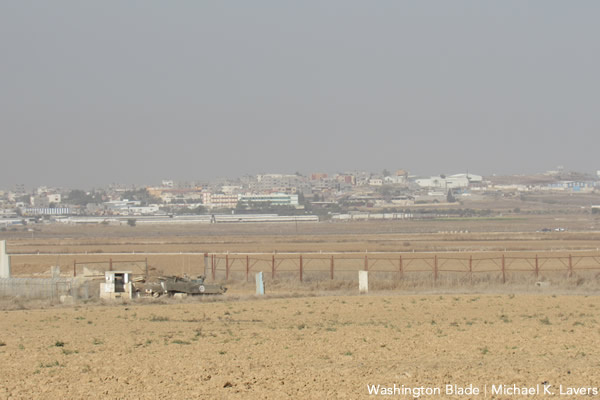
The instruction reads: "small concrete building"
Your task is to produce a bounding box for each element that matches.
[100,271,134,299]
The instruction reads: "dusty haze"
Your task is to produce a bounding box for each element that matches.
[1,1,599,188]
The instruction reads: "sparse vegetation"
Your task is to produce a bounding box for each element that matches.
[149,315,170,322]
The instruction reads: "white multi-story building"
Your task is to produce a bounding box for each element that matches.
[252,174,308,194]
[202,193,240,209]
[416,173,482,189]
[47,194,61,204]
[383,175,407,185]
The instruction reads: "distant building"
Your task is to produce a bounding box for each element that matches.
[335,174,356,185]
[415,177,447,189]
[13,184,26,195]
[251,174,308,194]
[127,205,160,215]
[449,173,483,183]
[546,181,595,193]
[22,207,71,216]
[311,173,328,181]
[384,175,407,185]
[202,193,240,209]
[238,193,299,207]
[146,187,203,203]
[47,194,61,204]
[102,200,161,215]
[221,185,242,195]
[416,173,481,189]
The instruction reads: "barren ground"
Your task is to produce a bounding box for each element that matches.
[1,294,599,399]
[1,220,600,399]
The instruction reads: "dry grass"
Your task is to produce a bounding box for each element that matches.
[3,218,600,281]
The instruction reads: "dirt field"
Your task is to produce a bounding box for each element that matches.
[2,221,600,399]
[5,221,600,279]
[1,294,599,399]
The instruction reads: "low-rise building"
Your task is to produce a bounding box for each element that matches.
[21,207,71,216]
[47,194,61,204]
[202,193,240,209]
[238,193,299,207]
[416,174,480,189]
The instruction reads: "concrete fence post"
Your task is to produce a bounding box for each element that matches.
[359,270,368,294]
[256,272,265,295]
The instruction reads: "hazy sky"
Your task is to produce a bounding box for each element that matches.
[1,1,599,189]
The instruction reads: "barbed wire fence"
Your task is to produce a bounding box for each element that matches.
[206,251,600,285]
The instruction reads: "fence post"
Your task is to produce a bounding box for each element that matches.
[502,254,506,284]
[145,257,148,279]
[364,254,368,272]
[272,254,275,280]
[330,255,334,280]
[211,254,216,280]
[225,254,229,281]
[399,255,403,279]
[73,260,76,277]
[109,258,113,271]
[246,255,250,282]
[359,270,368,294]
[434,255,438,284]
[535,254,539,278]
[256,271,265,295]
[204,253,208,278]
[299,255,303,282]
[568,254,573,277]
[469,255,473,285]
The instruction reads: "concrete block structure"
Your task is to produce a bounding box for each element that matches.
[100,271,133,300]
[0,240,10,278]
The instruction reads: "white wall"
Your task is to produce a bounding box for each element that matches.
[0,240,11,278]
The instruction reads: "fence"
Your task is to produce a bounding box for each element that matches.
[10,253,204,280]
[72,258,149,277]
[0,278,74,299]
[6,251,600,293]
[206,252,600,285]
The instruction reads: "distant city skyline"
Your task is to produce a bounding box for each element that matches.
[2,2,599,188]
[2,165,598,192]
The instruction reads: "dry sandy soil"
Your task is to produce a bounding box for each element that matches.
[2,221,600,399]
[1,294,599,399]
